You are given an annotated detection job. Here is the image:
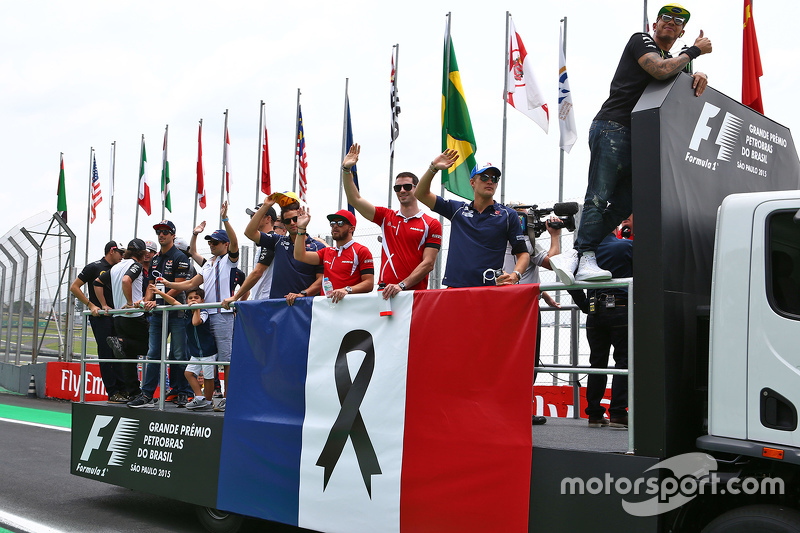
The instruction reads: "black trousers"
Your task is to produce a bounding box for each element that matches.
[88,314,122,396]
[584,306,628,419]
[112,315,149,396]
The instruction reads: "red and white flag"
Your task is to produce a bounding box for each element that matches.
[261,106,271,195]
[225,129,232,202]
[90,154,102,223]
[507,19,549,133]
[197,122,206,209]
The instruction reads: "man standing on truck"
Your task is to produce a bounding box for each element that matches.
[415,152,529,288]
[340,143,442,297]
[550,2,711,284]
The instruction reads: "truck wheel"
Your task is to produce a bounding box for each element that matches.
[702,504,800,533]
[194,505,245,533]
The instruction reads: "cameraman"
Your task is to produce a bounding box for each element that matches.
[505,204,563,425]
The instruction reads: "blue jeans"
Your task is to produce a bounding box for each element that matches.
[574,120,632,254]
[141,310,191,397]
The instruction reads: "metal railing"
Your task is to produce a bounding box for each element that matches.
[535,278,634,454]
[79,302,230,410]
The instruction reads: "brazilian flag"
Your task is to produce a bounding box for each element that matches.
[442,36,477,201]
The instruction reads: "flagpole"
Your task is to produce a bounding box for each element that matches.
[339,78,349,211]
[256,100,264,207]
[500,11,511,205]
[643,0,648,32]
[134,135,143,238]
[292,89,301,194]
[220,109,228,228]
[85,147,93,267]
[109,141,116,241]
[194,119,202,231]
[433,12,452,289]
[559,18,567,204]
[388,44,399,209]
[161,124,168,220]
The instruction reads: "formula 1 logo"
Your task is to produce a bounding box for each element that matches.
[80,415,139,467]
[688,102,743,163]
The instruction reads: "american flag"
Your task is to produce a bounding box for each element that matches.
[90,154,102,223]
[296,106,308,202]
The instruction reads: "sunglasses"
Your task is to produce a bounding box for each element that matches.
[660,14,685,25]
[155,229,173,236]
[330,220,348,227]
[282,216,298,224]
[478,174,500,183]
[208,239,221,246]
[393,183,413,192]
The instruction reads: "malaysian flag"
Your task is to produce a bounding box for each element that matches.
[297,106,308,202]
[390,50,400,157]
[90,154,102,223]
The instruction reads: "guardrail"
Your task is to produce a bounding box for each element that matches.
[79,302,230,410]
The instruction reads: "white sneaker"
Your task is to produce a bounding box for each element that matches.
[575,251,612,281]
[549,249,579,285]
[186,397,212,411]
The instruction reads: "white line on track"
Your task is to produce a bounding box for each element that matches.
[0,417,70,432]
[0,509,68,533]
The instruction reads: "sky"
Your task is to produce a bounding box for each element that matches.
[1,0,796,265]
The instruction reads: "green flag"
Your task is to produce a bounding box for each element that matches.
[161,129,171,212]
[442,35,477,201]
[57,153,68,222]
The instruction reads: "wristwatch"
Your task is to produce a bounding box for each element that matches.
[513,271,522,284]
[345,286,353,294]
[398,281,406,291]
[300,290,308,296]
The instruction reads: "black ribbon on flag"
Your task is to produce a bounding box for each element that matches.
[316,329,382,497]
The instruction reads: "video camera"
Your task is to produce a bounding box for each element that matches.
[511,202,580,238]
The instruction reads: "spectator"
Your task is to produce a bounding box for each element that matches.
[69,241,125,402]
[341,143,442,298]
[94,239,156,403]
[415,152,529,287]
[293,208,374,303]
[152,286,217,411]
[127,220,192,409]
[160,201,239,412]
[239,203,279,301]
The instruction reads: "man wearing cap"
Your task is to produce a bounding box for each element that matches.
[69,241,126,402]
[415,152,529,288]
[93,239,156,403]
[340,143,443,298]
[227,196,324,308]
[293,207,374,303]
[161,201,239,411]
[127,219,192,408]
[550,2,711,285]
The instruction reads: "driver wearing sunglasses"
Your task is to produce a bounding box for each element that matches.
[415,154,529,288]
[340,143,443,299]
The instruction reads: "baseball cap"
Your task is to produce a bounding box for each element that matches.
[470,163,501,179]
[205,229,230,243]
[144,240,158,253]
[658,3,690,24]
[104,241,122,254]
[127,238,147,252]
[174,237,190,253]
[269,191,301,208]
[245,203,263,216]
[327,209,357,227]
[153,220,176,234]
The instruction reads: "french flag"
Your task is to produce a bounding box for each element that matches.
[218,286,538,533]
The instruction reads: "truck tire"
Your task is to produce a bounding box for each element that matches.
[702,504,800,533]
[194,505,245,533]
